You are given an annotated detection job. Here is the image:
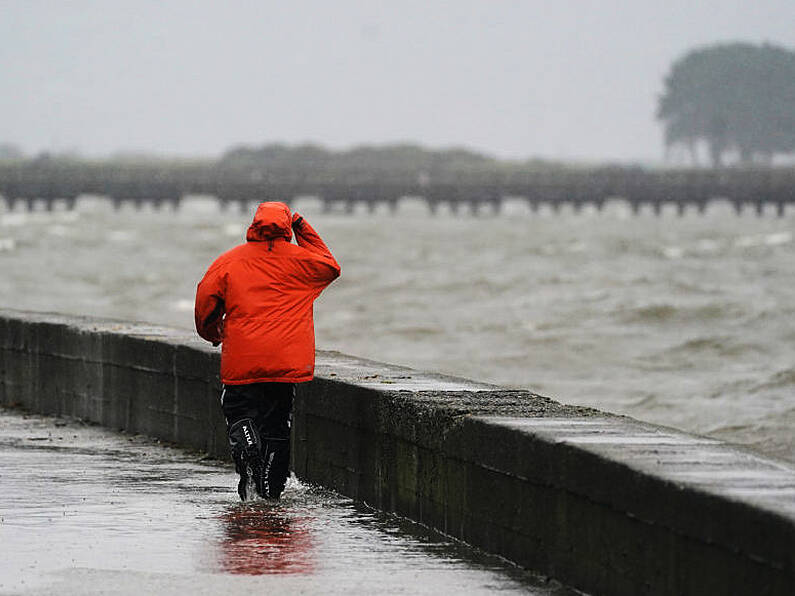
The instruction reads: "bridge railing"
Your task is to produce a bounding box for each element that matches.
[1,162,793,215]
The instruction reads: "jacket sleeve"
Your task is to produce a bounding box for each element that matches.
[292,214,341,284]
[194,261,226,344]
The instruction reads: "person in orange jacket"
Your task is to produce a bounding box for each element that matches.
[195,201,340,500]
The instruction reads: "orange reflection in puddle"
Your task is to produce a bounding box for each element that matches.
[218,504,315,575]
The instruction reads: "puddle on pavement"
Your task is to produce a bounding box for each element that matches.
[0,408,582,595]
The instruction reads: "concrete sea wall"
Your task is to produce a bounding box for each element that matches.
[0,309,792,595]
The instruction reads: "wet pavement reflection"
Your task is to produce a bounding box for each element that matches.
[219,504,315,575]
[0,408,582,595]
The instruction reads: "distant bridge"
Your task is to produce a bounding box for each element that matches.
[0,164,793,216]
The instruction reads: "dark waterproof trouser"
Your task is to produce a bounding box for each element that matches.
[221,382,294,499]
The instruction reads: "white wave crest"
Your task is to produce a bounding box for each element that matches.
[764,232,792,246]
[223,223,244,237]
[170,299,194,312]
[662,246,684,259]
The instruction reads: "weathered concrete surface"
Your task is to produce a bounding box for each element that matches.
[2,409,571,595]
[1,309,793,595]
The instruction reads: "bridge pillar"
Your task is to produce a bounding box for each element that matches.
[776,201,785,217]
[652,201,662,216]
[755,201,764,217]
[676,201,686,217]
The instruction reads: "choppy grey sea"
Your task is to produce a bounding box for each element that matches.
[1,196,793,461]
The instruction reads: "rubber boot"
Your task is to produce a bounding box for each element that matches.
[260,438,291,499]
[228,418,263,501]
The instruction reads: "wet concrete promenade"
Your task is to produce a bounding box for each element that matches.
[0,408,580,595]
[2,310,793,594]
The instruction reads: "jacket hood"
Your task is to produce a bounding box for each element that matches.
[246,202,293,242]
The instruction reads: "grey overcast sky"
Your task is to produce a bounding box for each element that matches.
[1,0,793,162]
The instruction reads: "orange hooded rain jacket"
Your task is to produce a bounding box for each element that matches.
[194,202,340,385]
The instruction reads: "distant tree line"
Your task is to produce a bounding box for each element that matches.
[0,141,570,184]
[218,143,567,184]
[0,143,24,160]
[658,41,795,167]
[221,143,491,172]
